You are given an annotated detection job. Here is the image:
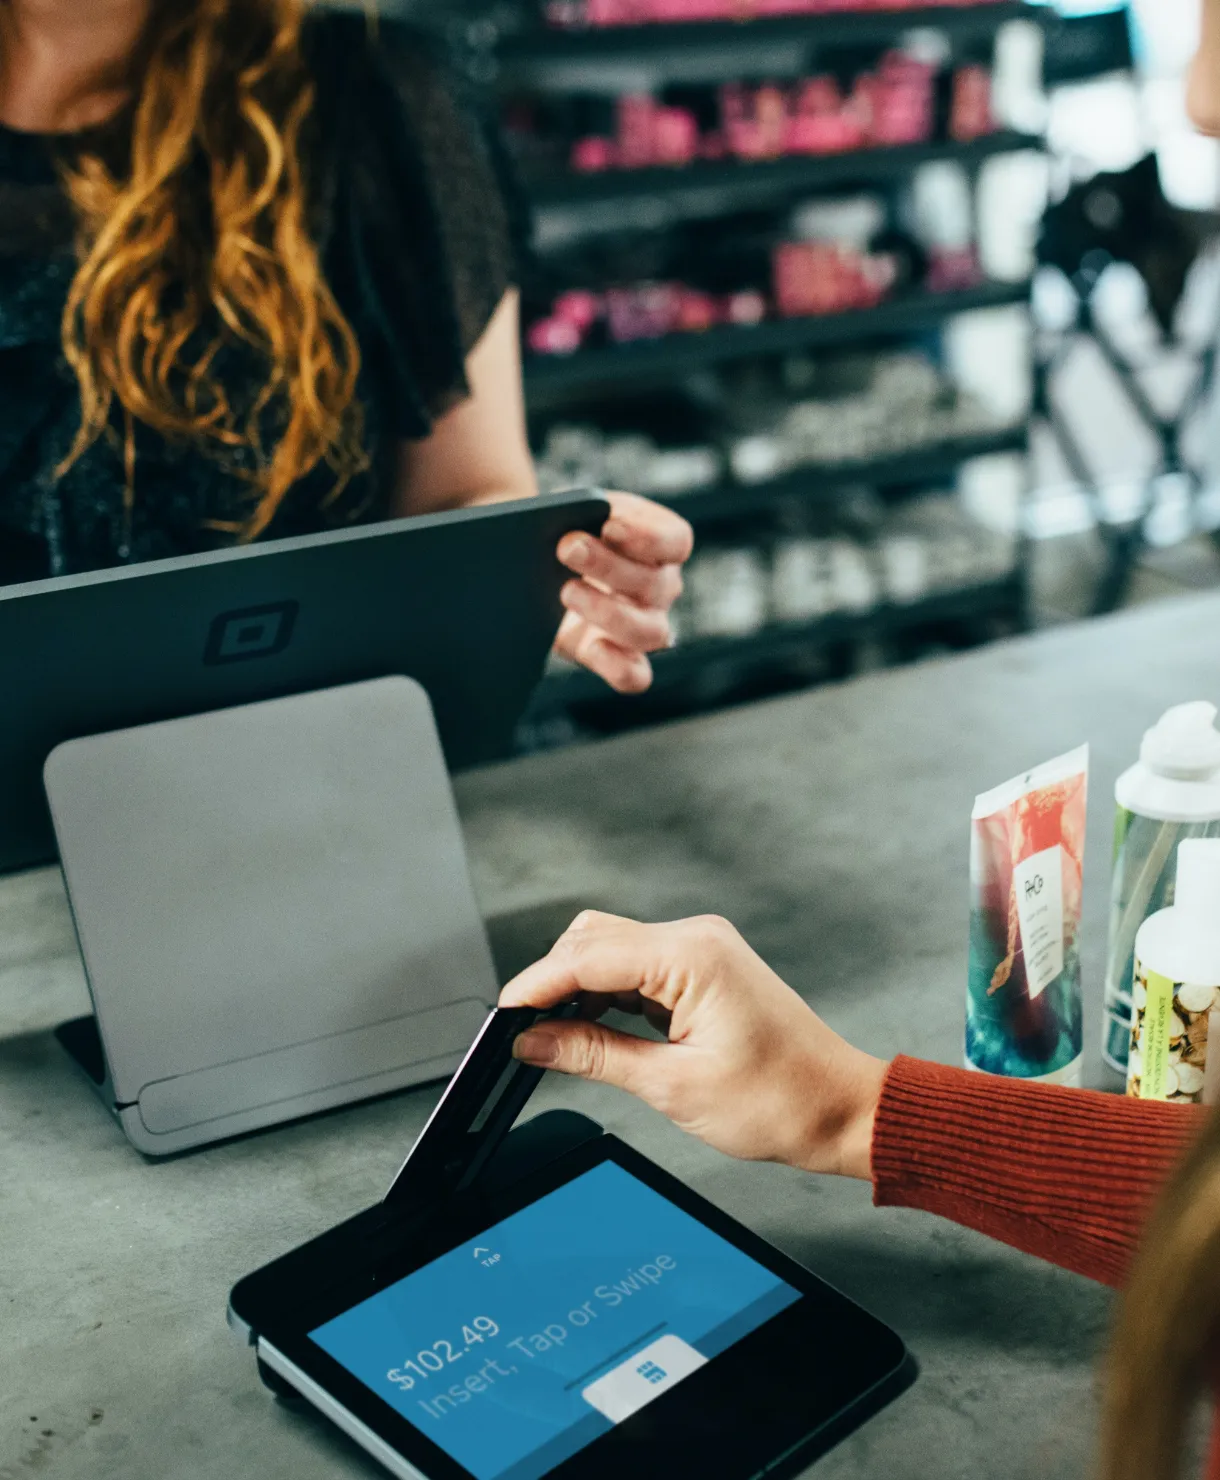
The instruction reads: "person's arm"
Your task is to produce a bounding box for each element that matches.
[500,912,1205,1288]
[391,289,694,695]
[874,1056,1202,1288]
[391,290,537,515]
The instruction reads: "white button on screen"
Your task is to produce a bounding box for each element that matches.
[581,1334,708,1423]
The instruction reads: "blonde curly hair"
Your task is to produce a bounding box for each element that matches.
[57,0,367,538]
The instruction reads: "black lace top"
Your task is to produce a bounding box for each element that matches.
[0,10,518,585]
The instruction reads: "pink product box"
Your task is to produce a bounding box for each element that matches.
[949,65,995,140]
[773,242,895,317]
[558,0,1005,25]
[525,283,770,355]
[565,54,949,174]
[924,246,983,293]
[719,63,934,160]
[603,284,765,341]
[605,283,686,341]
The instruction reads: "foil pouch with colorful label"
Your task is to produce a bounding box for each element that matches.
[966,744,1089,1085]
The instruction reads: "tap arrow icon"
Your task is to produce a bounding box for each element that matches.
[473,1247,489,1258]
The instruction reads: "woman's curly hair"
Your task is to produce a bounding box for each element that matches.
[57,0,367,538]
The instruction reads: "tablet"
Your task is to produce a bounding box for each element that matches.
[0,490,607,875]
[231,1132,915,1480]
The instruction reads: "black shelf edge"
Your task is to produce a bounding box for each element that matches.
[656,426,1028,521]
[523,279,1032,395]
[528,132,1044,214]
[534,573,1024,707]
[499,3,1044,81]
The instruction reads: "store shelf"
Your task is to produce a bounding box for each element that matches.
[499,4,1043,89]
[533,573,1025,708]
[529,132,1043,220]
[655,425,1027,521]
[523,279,1032,396]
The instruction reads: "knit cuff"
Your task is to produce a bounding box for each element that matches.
[871,1055,1202,1287]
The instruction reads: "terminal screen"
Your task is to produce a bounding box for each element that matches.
[311,1160,801,1480]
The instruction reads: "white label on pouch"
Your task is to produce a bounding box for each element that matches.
[1013,844,1064,1000]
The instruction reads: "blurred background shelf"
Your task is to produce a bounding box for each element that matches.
[654,425,1028,521]
[523,279,1032,395]
[530,572,1026,717]
[499,3,1044,88]
[491,0,1049,745]
[527,130,1044,222]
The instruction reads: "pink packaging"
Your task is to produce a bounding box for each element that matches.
[653,106,699,165]
[773,243,896,317]
[925,246,983,293]
[605,284,683,343]
[724,290,767,326]
[586,0,637,24]
[527,318,582,356]
[553,291,602,333]
[617,95,656,168]
[774,242,838,316]
[674,289,719,332]
[754,85,789,157]
[950,65,995,141]
[570,136,616,172]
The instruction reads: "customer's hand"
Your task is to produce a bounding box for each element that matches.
[500,912,887,1180]
[553,492,693,695]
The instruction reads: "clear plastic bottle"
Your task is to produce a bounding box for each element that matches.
[1127,839,1220,1104]
[1103,703,1220,1074]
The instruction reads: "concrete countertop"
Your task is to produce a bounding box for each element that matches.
[3,592,1209,1480]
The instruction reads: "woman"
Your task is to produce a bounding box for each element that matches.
[0,0,691,695]
[503,911,1208,1480]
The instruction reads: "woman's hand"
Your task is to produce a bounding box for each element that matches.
[554,492,694,695]
[499,911,887,1180]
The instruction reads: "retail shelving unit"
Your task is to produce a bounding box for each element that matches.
[498,2,1037,79]
[526,128,1041,216]
[523,279,1032,393]
[490,2,1046,733]
[651,424,1027,521]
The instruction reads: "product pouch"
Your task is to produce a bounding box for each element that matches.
[966,744,1089,1084]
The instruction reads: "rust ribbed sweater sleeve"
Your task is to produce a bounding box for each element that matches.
[871,1055,1205,1287]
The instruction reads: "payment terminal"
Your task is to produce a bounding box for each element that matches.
[229,1008,916,1480]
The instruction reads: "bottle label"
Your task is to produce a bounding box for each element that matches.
[1012,844,1064,1000]
[1127,960,1218,1102]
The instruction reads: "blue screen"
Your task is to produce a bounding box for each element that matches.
[312,1161,800,1480]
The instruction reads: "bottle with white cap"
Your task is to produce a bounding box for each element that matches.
[1104,702,1220,1076]
[1127,839,1220,1103]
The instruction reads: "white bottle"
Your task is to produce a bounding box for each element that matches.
[1102,702,1220,1075]
[1127,839,1220,1104]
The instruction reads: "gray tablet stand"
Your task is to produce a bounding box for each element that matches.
[46,676,499,1156]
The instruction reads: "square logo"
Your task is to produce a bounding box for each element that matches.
[203,601,298,666]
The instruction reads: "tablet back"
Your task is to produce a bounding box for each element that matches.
[45,676,498,1154]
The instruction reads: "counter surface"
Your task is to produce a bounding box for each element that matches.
[3,593,1206,1480]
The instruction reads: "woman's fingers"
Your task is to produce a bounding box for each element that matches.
[557,532,684,610]
[553,611,652,694]
[500,912,684,1012]
[552,493,691,692]
[602,491,694,568]
[513,1019,671,1103]
[561,580,672,654]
